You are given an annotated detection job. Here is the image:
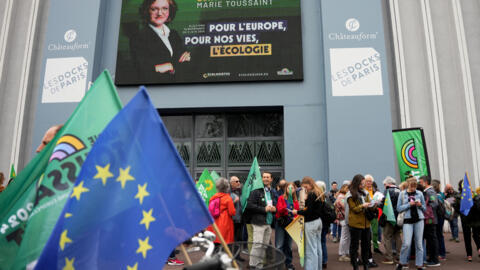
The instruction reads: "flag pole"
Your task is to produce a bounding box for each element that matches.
[466,171,473,187]
[180,244,193,265]
[212,222,239,269]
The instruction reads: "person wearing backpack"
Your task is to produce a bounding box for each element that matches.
[207,177,236,245]
[419,176,441,267]
[378,176,401,265]
[444,184,460,242]
[432,179,446,260]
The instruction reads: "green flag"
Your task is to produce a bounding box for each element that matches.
[196,169,217,207]
[392,128,430,182]
[241,157,264,212]
[0,70,122,270]
[9,164,16,179]
[210,170,220,181]
[382,191,396,225]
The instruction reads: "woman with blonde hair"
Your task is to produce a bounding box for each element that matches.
[399,181,408,191]
[396,177,426,270]
[293,176,324,270]
[316,180,329,268]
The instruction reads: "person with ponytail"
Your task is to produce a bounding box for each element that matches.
[292,176,325,270]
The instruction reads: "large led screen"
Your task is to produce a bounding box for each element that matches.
[115,0,303,85]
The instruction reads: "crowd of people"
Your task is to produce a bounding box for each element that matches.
[175,172,480,270]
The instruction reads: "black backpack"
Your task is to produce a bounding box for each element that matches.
[436,197,446,219]
[321,196,336,225]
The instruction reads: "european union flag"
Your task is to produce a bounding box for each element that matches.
[35,88,213,269]
[460,173,474,216]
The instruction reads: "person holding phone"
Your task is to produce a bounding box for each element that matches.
[396,177,426,270]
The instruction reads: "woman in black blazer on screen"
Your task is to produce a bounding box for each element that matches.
[131,0,191,83]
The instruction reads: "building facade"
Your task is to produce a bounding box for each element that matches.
[1,0,479,188]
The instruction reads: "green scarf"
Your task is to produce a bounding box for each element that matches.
[265,188,273,225]
[287,186,294,206]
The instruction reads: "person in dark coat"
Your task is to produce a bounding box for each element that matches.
[379,176,401,265]
[130,0,191,84]
[246,172,277,269]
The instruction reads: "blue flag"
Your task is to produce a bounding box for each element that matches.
[460,173,474,216]
[35,87,213,269]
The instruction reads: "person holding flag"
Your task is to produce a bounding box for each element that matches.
[458,174,480,262]
[379,176,401,265]
[292,176,324,270]
[240,157,263,252]
[246,171,277,269]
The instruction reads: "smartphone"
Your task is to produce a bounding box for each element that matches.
[266,200,273,207]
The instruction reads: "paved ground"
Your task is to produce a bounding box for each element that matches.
[165,232,480,269]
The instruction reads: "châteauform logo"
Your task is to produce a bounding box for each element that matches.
[64,30,77,43]
[345,18,360,32]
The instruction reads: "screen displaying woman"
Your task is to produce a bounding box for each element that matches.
[130,0,191,83]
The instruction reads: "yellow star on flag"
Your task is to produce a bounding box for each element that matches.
[135,183,150,205]
[136,236,153,259]
[71,181,89,201]
[140,208,156,230]
[117,166,135,188]
[94,164,114,186]
[127,262,138,270]
[63,257,75,270]
[64,213,73,218]
[59,230,73,251]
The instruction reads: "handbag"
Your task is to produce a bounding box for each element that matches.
[397,212,405,227]
[364,206,377,221]
[277,214,293,228]
[397,193,405,226]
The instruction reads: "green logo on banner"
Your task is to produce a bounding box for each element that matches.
[393,128,429,182]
